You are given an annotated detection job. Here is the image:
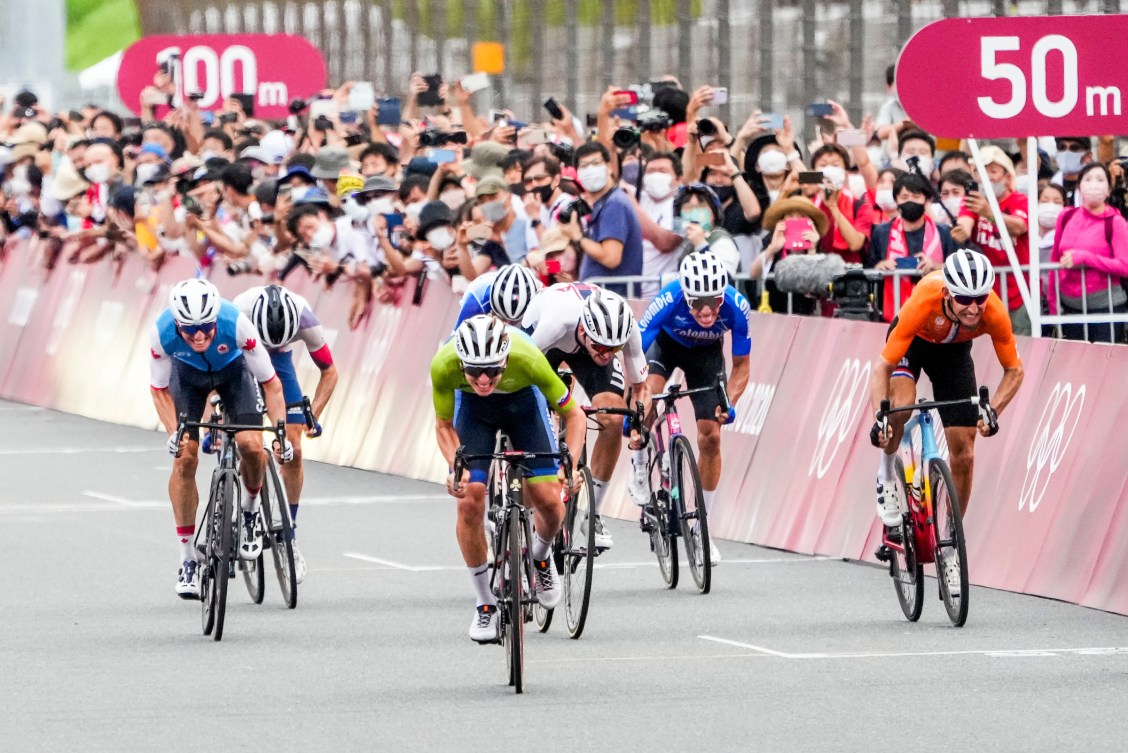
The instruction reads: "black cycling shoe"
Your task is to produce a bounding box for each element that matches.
[884,525,903,545]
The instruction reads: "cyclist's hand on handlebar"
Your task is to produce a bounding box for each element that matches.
[977,403,999,437]
[306,420,323,439]
[870,412,893,449]
[627,428,645,451]
[715,405,736,425]
[167,433,184,457]
[446,468,470,498]
[275,437,295,463]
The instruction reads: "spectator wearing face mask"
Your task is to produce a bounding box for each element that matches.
[414,200,460,283]
[560,141,644,297]
[867,173,957,318]
[1052,136,1092,198]
[803,144,873,264]
[1036,182,1067,264]
[672,183,740,278]
[521,154,569,232]
[475,174,529,263]
[896,130,936,181]
[955,145,1031,334]
[1048,163,1128,344]
[631,152,683,297]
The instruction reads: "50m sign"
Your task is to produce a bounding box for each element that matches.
[897,15,1128,139]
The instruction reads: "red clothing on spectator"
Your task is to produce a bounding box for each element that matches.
[959,191,1029,312]
[813,191,873,265]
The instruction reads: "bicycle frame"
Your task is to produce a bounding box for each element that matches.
[884,409,941,566]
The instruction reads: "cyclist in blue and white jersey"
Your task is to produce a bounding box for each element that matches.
[150,278,291,599]
[233,284,339,583]
[633,251,752,563]
[453,264,541,327]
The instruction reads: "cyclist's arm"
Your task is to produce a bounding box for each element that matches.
[430,347,461,467]
[560,402,587,465]
[638,285,679,352]
[148,328,178,433]
[434,418,462,470]
[869,356,898,417]
[728,355,750,407]
[298,324,338,420]
[985,301,1025,416]
[874,299,925,414]
[622,328,652,415]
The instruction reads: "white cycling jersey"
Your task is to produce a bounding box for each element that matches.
[232,286,329,357]
[521,282,649,385]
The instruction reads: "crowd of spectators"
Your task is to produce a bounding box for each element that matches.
[1,60,1126,342]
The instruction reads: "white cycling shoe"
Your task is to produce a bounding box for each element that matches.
[291,540,307,584]
[628,458,651,506]
[239,508,264,561]
[876,478,905,528]
[592,515,613,550]
[943,558,962,597]
[176,559,200,600]
[469,604,500,643]
[534,558,562,609]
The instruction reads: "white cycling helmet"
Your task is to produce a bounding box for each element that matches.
[169,278,221,326]
[581,288,635,348]
[489,264,541,323]
[679,251,729,299]
[251,285,301,348]
[943,248,996,298]
[454,315,511,366]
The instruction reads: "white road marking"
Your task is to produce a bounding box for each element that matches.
[342,553,461,572]
[83,491,164,508]
[301,494,448,505]
[697,636,1128,660]
[0,446,156,456]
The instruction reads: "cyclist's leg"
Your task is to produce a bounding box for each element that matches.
[216,360,268,504]
[270,350,308,514]
[922,342,978,516]
[629,335,675,504]
[503,388,565,549]
[168,363,207,536]
[452,391,497,570]
[569,351,628,516]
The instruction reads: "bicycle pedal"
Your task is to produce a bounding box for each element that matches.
[874,545,892,563]
[885,526,903,545]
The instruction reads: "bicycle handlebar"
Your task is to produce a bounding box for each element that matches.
[878,385,998,435]
[451,445,574,495]
[174,413,289,458]
[286,396,317,431]
[654,372,731,422]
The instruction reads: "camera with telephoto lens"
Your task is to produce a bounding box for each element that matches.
[418,129,468,147]
[288,98,308,115]
[227,259,257,275]
[612,128,641,150]
[558,198,591,225]
[313,115,334,131]
[696,118,718,137]
[638,109,671,132]
[829,266,884,322]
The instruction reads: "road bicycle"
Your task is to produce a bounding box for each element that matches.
[175,405,287,641]
[639,375,730,594]
[874,386,997,628]
[534,378,645,639]
[454,444,572,694]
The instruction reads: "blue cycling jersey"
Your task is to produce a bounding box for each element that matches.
[157,301,246,372]
[454,272,496,327]
[639,280,753,356]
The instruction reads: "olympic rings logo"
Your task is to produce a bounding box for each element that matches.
[1018,381,1086,513]
[809,358,871,479]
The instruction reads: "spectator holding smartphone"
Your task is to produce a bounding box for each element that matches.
[560,141,644,296]
[757,197,829,315]
[803,144,873,264]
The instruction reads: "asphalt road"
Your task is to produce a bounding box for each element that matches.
[2,400,1127,752]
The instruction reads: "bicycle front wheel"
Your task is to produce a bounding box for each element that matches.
[890,459,923,622]
[264,456,297,609]
[672,436,710,594]
[505,505,525,694]
[563,465,596,638]
[210,472,236,641]
[931,459,969,627]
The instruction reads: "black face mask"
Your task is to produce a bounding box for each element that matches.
[897,200,926,222]
[710,185,735,204]
[507,182,526,197]
[535,184,555,204]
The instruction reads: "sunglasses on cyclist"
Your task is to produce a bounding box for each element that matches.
[588,341,623,356]
[952,293,989,306]
[687,295,723,312]
[463,364,506,379]
[178,322,217,336]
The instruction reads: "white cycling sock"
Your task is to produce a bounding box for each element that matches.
[877,450,897,482]
[531,533,552,562]
[590,476,608,515]
[241,482,261,512]
[468,563,495,607]
[631,449,646,467]
[703,490,717,516]
[176,525,195,564]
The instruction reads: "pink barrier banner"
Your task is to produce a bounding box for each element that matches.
[3,239,1128,614]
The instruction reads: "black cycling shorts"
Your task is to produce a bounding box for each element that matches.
[544,347,625,400]
[454,386,559,484]
[886,321,978,428]
[169,357,265,440]
[645,331,726,422]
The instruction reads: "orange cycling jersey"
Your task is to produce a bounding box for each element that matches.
[881,272,1021,369]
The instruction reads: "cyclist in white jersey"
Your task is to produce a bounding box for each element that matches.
[522,283,651,548]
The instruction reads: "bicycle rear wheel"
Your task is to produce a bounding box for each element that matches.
[889,459,923,622]
[264,456,297,609]
[672,436,710,594]
[211,472,236,641]
[563,465,595,638]
[505,505,525,694]
[931,459,969,627]
[241,554,265,604]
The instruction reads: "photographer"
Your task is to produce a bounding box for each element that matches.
[560,141,644,297]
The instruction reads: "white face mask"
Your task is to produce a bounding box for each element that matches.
[251,166,270,183]
[991,180,1008,199]
[906,155,934,175]
[821,165,847,190]
[404,200,425,222]
[866,146,885,167]
[370,196,395,216]
[930,202,950,225]
[310,221,334,250]
[1037,202,1063,228]
[342,196,369,224]
[875,188,898,212]
[1080,184,1110,204]
[440,189,466,211]
[757,149,788,175]
[134,162,160,186]
[642,172,675,200]
[426,226,455,250]
[480,199,508,223]
[85,163,111,184]
[847,173,867,198]
[577,164,609,193]
[942,197,964,218]
[1056,149,1084,176]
